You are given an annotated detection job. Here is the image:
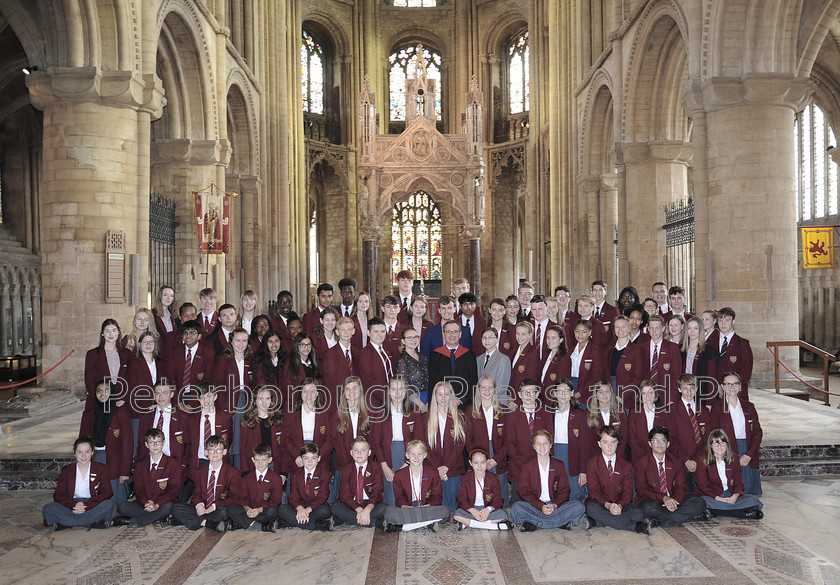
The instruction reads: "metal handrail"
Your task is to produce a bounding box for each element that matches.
[765,341,837,406]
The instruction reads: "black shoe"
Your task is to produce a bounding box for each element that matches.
[384,521,403,533]
[89,519,112,529]
[426,521,440,533]
[744,509,764,520]
[634,519,652,535]
[698,509,713,522]
[497,520,513,531]
[314,518,334,532]
[456,521,466,531]
[559,521,573,531]
[261,521,276,533]
[519,521,538,532]
[579,515,593,530]
[167,516,181,526]
[375,517,385,530]
[112,516,131,527]
[52,522,70,532]
[648,517,662,529]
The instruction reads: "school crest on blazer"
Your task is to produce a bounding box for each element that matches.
[197,372,205,380]
[730,355,737,363]
[584,361,592,370]
[663,363,671,371]
[157,478,168,490]
[603,324,610,333]
[263,491,271,501]
[517,364,525,373]
[497,424,504,437]
[573,428,580,437]
[112,428,120,437]
[503,341,510,350]
[276,433,283,444]
[449,428,456,438]
[175,431,184,444]
[220,489,228,500]
[550,373,557,381]
[407,420,415,431]
[485,491,493,503]
[320,425,326,435]
[624,363,632,371]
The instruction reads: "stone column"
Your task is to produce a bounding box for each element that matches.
[361,227,381,306]
[26,67,164,390]
[616,141,692,286]
[464,226,484,300]
[684,75,811,382]
[238,175,261,291]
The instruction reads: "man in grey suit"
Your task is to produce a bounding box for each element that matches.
[476,327,512,404]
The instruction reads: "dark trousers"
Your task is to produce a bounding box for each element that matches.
[585,501,644,531]
[117,501,173,527]
[331,501,386,527]
[171,503,229,530]
[639,496,706,527]
[277,503,331,530]
[228,504,279,529]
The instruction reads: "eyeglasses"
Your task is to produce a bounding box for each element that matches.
[721,382,740,388]
[182,331,199,336]
[521,389,539,396]
[711,440,728,446]
[299,342,312,348]
[141,339,157,345]
[146,440,163,446]
[650,439,667,444]
[206,448,225,454]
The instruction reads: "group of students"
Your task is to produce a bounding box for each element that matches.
[43,274,764,534]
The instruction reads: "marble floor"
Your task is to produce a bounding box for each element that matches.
[1,388,839,584]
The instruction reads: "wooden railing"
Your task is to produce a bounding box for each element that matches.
[765,340,836,406]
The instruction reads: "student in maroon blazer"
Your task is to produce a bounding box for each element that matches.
[380,295,406,360]
[627,380,678,464]
[708,307,754,397]
[694,429,763,519]
[453,448,511,530]
[116,428,182,527]
[254,332,287,391]
[197,287,219,337]
[79,383,133,504]
[640,315,682,405]
[604,316,645,408]
[384,440,451,532]
[457,293,487,356]
[238,387,285,475]
[546,379,593,502]
[465,376,509,504]
[83,319,132,432]
[350,291,373,350]
[370,377,426,506]
[171,434,241,532]
[583,426,650,533]
[168,319,216,397]
[186,385,234,471]
[356,318,393,407]
[277,443,333,530]
[270,290,296,358]
[505,379,552,497]
[320,317,357,406]
[585,381,629,449]
[125,332,172,454]
[669,374,712,497]
[42,436,117,530]
[332,437,386,528]
[539,326,572,402]
[136,382,191,468]
[567,320,607,406]
[312,307,340,364]
[211,329,256,414]
[302,283,335,335]
[281,378,334,476]
[634,426,706,526]
[509,322,542,399]
[710,372,763,495]
[510,430,586,530]
[228,443,285,532]
[425,381,468,512]
[591,280,621,327]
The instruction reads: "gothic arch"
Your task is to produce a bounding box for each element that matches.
[226,75,258,176]
[579,71,615,175]
[623,9,690,143]
[809,63,840,134]
[382,175,466,227]
[301,10,350,57]
[154,2,218,140]
[796,2,840,77]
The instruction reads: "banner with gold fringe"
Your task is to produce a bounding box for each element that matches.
[194,183,232,255]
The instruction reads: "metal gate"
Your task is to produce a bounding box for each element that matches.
[149,192,177,297]
[664,198,695,312]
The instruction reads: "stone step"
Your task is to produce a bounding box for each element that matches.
[759,445,840,459]
[759,458,840,477]
[0,471,59,490]
[756,387,812,401]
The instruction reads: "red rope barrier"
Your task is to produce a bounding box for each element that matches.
[766,347,840,397]
[0,349,75,390]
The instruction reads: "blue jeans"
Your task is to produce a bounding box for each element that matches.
[442,475,461,512]
[510,500,585,529]
[92,449,130,504]
[702,490,763,517]
[553,442,587,502]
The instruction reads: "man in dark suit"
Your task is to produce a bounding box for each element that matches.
[420,295,469,357]
[428,320,478,409]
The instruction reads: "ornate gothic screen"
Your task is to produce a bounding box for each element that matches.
[508,32,529,114]
[392,192,443,283]
[795,103,839,222]
[389,45,442,122]
[393,0,437,6]
[301,30,324,114]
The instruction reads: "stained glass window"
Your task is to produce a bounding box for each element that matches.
[389,45,442,121]
[509,32,529,114]
[795,103,839,221]
[393,0,437,6]
[301,30,324,114]
[392,192,443,283]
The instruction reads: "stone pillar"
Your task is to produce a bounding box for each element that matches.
[361,228,381,306]
[26,67,164,390]
[464,226,484,300]
[238,175,261,292]
[617,141,692,286]
[684,75,811,383]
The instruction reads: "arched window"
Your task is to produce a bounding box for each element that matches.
[301,30,324,114]
[389,45,442,122]
[795,103,839,221]
[310,208,319,285]
[393,0,437,6]
[508,32,529,114]
[392,192,443,283]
